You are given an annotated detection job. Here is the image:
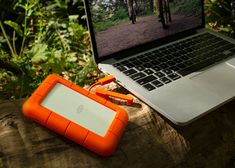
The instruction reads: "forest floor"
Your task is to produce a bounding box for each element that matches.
[96,14,201,57]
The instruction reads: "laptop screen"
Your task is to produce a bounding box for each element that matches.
[86,0,203,58]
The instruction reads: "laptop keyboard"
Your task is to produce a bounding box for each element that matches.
[113,33,235,91]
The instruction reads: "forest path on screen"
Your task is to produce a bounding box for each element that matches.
[96,14,201,57]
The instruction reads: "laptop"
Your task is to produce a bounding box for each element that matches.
[83,0,235,125]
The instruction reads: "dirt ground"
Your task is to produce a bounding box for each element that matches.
[95,14,202,57]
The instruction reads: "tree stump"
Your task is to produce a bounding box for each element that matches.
[0,83,235,168]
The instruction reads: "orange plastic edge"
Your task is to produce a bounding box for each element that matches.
[105,101,118,111]
[34,82,53,97]
[115,106,129,124]
[109,118,125,139]
[83,131,118,156]
[46,112,70,135]
[65,122,89,145]
[22,94,51,126]
[71,84,89,96]
[42,74,59,84]
[22,74,129,156]
[88,93,107,105]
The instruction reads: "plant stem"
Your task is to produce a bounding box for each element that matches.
[20,3,29,57]
[0,21,15,56]
[56,28,69,51]
[13,31,17,55]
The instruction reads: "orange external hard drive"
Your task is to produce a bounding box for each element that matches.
[22,74,128,156]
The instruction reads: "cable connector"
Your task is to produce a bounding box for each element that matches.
[88,75,133,106]
[97,75,116,85]
[95,88,133,106]
[88,75,116,92]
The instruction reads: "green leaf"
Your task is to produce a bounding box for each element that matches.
[4,20,23,37]
[29,44,49,64]
[69,15,79,21]
[55,0,67,9]
[81,15,86,20]
[27,9,34,17]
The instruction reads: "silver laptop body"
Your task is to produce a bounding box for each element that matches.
[84,0,235,125]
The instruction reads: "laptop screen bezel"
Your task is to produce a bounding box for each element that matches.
[84,0,205,63]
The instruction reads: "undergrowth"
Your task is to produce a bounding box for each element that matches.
[0,0,98,100]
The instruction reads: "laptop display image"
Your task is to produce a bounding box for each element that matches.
[84,0,235,125]
[89,0,202,58]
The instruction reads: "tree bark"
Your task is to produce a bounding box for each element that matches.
[1,84,235,167]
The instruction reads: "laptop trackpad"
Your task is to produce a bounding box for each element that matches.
[191,63,235,98]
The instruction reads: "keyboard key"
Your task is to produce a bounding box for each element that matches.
[113,63,121,67]
[158,58,168,62]
[160,77,171,84]
[123,69,137,76]
[166,60,176,66]
[223,49,234,57]
[223,43,235,51]
[184,60,194,66]
[144,69,154,75]
[152,66,161,72]
[159,63,169,69]
[173,58,183,63]
[148,55,156,59]
[155,72,165,78]
[214,53,229,62]
[152,80,164,87]
[125,62,135,68]
[129,57,137,62]
[162,69,172,75]
[118,32,233,82]
[116,66,127,71]
[177,63,187,69]
[155,52,164,57]
[168,73,181,80]
[181,55,190,60]
[178,59,214,76]
[143,63,153,68]
[172,52,181,57]
[179,50,187,54]
[140,58,150,63]
[132,60,142,65]
[143,83,155,91]
[136,75,157,85]
[151,60,160,65]
[191,57,200,63]
[171,66,180,71]
[165,55,174,60]
[130,72,146,80]
[136,66,145,71]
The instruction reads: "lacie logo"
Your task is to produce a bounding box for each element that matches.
[76,105,84,114]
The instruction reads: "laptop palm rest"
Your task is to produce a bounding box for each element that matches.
[190,62,235,98]
[152,61,235,125]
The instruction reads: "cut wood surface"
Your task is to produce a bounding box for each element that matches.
[0,84,235,168]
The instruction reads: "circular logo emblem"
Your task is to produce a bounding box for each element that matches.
[76,105,84,114]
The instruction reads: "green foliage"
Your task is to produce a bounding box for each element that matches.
[112,7,128,20]
[92,6,129,32]
[137,0,153,16]
[205,0,234,36]
[171,0,201,16]
[4,20,23,37]
[0,0,97,100]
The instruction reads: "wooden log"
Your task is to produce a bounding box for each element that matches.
[0,84,235,168]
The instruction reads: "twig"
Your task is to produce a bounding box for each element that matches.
[0,21,15,56]
[20,2,29,57]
